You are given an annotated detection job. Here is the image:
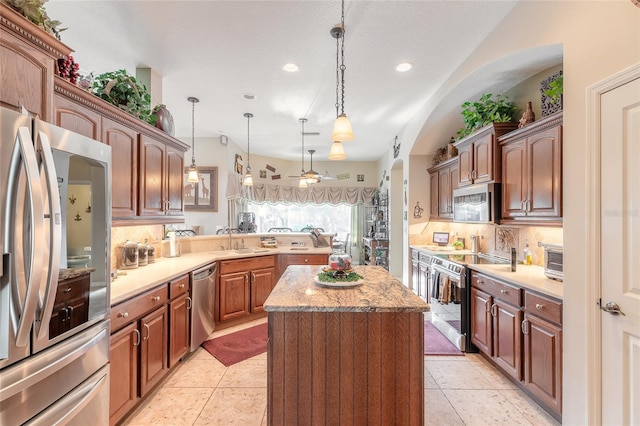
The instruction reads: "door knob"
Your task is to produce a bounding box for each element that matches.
[600,301,626,316]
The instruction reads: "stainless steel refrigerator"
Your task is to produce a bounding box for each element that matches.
[1,107,111,425]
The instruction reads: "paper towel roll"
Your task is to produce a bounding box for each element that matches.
[168,231,176,257]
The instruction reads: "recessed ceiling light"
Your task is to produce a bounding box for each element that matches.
[282,63,299,72]
[243,93,257,100]
[396,62,413,72]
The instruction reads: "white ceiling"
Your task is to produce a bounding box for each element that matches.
[47,0,524,162]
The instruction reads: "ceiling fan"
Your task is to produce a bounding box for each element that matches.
[288,119,335,186]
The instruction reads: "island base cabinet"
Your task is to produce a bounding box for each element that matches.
[523,313,563,416]
[267,311,424,425]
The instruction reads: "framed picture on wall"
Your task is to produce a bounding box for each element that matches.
[184,166,218,211]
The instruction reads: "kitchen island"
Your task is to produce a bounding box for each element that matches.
[264,265,429,425]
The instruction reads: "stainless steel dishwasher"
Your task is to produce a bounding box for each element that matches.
[190,262,217,351]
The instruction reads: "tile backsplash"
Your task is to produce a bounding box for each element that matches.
[410,222,563,267]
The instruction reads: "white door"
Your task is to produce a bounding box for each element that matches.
[600,75,640,425]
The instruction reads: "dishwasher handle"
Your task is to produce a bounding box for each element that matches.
[193,263,217,281]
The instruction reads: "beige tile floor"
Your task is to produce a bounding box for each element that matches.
[123,318,560,426]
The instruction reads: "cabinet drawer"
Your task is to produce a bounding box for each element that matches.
[524,291,562,326]
[220,255,276,274]
[56,274,90,300]
[169,274,189,299]
[473,273,521,306]
[285,254,328,265]
[110,285,168,332]
[411,250,419,261]
[418,253,430,264]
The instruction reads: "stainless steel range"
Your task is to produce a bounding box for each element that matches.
[429,253,509,352]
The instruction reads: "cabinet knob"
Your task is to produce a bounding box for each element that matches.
[178,283,185,289]
[304,258,309,263]
[151,296,161,302]
[118,312,129,319]
[477,280,484,284]
[500,289,507,294]
[63,287,72,293]
[535,303,544,310]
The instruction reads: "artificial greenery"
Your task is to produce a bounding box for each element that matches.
[456,93,516,140]
[316,271,363,283]
[544,74,563,104]
[7,0,66,40]
[92,69,156,125]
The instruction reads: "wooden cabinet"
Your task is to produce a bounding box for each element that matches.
[454,122,518,187]
[470,271,562,419]
[109,285,169,425]
[500,112,562,225]
[168,274,190,368]
[0,6,71,121]
[53,78,189,225]
[427,157,458,220]
[49,273,90,339]
[218,256,276,324]
[53,93,101,139]
[277,253,328,279]
[409,249,430,298]
[103,117,139,220]
[522,291,562,416]
[139,135,185,218]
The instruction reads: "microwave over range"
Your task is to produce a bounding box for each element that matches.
[452,183,501,224]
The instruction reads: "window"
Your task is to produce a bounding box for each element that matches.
[247,202,352,234]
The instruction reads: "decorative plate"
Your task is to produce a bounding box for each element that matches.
[313,275,363,288]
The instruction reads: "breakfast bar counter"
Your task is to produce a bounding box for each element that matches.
[264,265,429,425]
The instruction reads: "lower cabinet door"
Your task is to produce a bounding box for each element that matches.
[140,305,169,396]
[492,299,522,381]
[109,322,139,424]
[219,272,250,321]
[169,293,190,368]
[523,313,563,415]
[470,287,492,355]
[250,267,275,313]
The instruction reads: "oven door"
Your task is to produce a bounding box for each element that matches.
[429,265,466,351]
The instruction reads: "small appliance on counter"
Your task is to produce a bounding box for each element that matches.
[538,242,563,281]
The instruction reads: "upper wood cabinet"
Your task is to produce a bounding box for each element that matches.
[53,78,189,224]
[0,6,71,121]
[499,112,562,225]
[427,157,458,220]
[454,122,518,187]
[103,117,139,220]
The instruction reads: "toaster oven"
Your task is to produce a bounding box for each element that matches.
[538,242,563,281]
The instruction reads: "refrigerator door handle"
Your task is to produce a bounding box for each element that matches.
[34,131,62,340]
[8,127,45,348]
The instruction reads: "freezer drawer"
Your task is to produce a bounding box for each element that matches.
[0,320,109,425]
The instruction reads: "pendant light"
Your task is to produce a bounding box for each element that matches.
[242,113,254,186]
[186,97,200,183]
[328,140,346,160]
[330,0,354,143]
[298,118,308,188]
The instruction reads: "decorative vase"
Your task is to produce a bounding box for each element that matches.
[518,101,535,128]
[152,105,175,136]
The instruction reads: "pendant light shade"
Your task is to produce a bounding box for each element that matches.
[328,140,346,160]
[243,112,254,186]
[331,114,353,142]
[187,97,200,183]
[298,177,308,188]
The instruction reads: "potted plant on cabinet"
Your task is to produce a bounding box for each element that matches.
[5,0,66,40]
[456,93,516,140]
[541,71,563,116]
[92,69,156,126]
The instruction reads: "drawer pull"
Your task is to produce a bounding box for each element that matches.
[477,280,484,284]
[117,312,129,319]
[178,283,185,289]
[500,289,507,294]
[535,303,544,310]
[63,287,72,293]
[304,258,308,263]
[151,296,161,302]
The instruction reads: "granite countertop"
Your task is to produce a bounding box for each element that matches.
[59,267,95,281]
[467,263,563,300]
[264,265,430,313]
[410,245,473,256]
[110,247,332,306]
